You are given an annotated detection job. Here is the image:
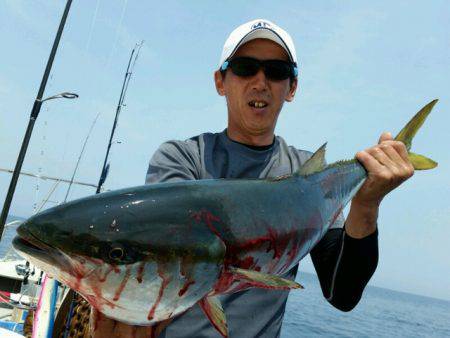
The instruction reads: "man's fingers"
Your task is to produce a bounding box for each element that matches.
[366,147,395,169]
[357,143,414,183]
[90,309,115,338]
[89,308,168,338]
[355,150,384,172]
[377,141,414,175]
[378,144,405,169]
[378,131,393,144]
[391,141,410,163]
[114,322,157,338]
[354,136,415,205]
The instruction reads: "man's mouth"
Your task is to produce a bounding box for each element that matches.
[248,100,268,109]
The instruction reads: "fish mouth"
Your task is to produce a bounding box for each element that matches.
[12,226,62,266]
[14,224,52,251]
[12,236,45,254]
[13,225,101,286]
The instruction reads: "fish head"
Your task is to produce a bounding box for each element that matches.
[13,192,145,269]
[13,187,227,325]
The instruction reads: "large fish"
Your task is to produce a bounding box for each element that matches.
[13,100,438,337]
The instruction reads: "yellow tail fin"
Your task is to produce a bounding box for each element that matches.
[395,99,438,170]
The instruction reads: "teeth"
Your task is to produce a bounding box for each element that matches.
[250,101,267,108]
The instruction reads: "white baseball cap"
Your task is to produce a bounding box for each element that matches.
[218,19,298,70]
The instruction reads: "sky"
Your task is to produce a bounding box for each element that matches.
[0,1,449,301]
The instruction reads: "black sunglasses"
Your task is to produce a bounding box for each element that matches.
[220,57,298,81]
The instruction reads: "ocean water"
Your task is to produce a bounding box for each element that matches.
[283,272,450,338]
[0,218,22,261]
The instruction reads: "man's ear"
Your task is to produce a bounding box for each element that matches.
[214,70,226,96]
[285,78,298,102]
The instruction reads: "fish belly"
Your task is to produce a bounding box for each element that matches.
[74,258,223,325]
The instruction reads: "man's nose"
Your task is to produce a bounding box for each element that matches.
[251,69,269,91]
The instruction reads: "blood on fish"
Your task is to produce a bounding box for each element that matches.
[178,256,196,297]
[178,279,195,297]
[97,265,115,283]
[212,270,236,294]
[192,209,302,292]
[235,256,255,270]
[191,210,223,240]
[136,262,145,283]
[215,224,302,293]
[113,266,131,301]
[280,238,301,272]
[71,261,87,276]
[84,292,117,311]
[192,209,310,293]
[70,264,87,291]
[81,269,121,310]
[92,285,117,309]
[147,264,171,321]
[73,276,82,291]
[226,227,293,267]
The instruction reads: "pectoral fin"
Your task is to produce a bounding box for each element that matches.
[199,296,228,338]
[229,267,303,290]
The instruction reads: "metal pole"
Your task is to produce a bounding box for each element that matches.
[95,43,141,194]
[0,0,73,239]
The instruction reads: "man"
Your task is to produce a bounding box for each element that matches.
[92,19,414,337]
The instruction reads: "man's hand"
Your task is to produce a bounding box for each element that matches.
[89,308,171,338]
[345,132,415,238]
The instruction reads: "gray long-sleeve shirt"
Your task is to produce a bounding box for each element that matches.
[146,130,378,338]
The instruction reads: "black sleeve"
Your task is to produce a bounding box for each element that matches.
[310,227,378,311]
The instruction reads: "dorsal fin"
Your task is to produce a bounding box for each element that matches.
[296,143,327,176]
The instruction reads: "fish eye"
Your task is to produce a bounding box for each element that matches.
[109,246,125,261]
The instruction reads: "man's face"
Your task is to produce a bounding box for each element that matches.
[215,39,297,142]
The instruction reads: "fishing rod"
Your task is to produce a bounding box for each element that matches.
[0,0,76,240]
[60,41,144,338]
[0,169,97,189]
[95,41,143,194]
[64,112,101,202]
[1,113,102,212]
